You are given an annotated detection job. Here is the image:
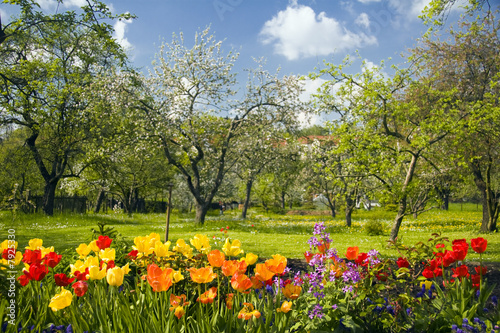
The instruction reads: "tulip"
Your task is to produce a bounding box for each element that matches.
[169,294,189,319]
[442,250,456,267]
[345,246,359,261]
[197,287,217,304]
[22,249,42,265]
[54,273,75,287]
[238,303,261,320]
[355,253,368,266]
[452,265,470,279]
[240,253,258,266]
[277,301,292,313]
[304,251,313,264]
[251,276,263,289]
[99,248,115,263]
[72,281,88,297]
[226,293,234,309]
[190,234,211,254]
[452,243,468,261]
[231,272,252,293]
[49,288,72,311]
[29,263,48,281]
[396,257,410,268]
[475,266,487,275]
[173,306,185,319]
[222,238,244,257]
[89,265,107,280]
[188,266,217,284]
[208,249,225,267]
[76,243,91,258]
[147,264,173,292]
[422,267,435,279]
[96,235,113,250]
[282,283,301,300]
[43,252,62,268]
[255,263,275,282]
[265,254,287,274]
[172,269,184,283]
[154,241,174,258]
[419,280,433,290]
[173,239,193,258]
[18,274,30,287]
[26,238,43,250]
[107,266,125,287]
[471,237,487,254]
[222,260,240,277]
[88,240,100,253]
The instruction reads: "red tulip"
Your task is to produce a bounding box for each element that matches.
[96,235,113,250]
[304,251,313,264]
[451,265,469,279]
[72,280,88,297]
[23,249,42,265]
[54,273,75,287]
[471,238,487,254]
[452,243,468,261]
[475,266,487,275]
[29,263,48,281]
[355,253,368,266]
[396,257,410,268]
[442,251,456,268]
[127,250,138,259]
[18,274,30,287]
[422,267,435,279]
[43,252,62,268]
[74,268,89,281]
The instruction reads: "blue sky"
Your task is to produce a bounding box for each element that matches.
[1,0,469,123]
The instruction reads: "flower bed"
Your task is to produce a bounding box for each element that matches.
[0,223,499,332]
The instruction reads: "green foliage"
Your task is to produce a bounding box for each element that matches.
[365,220,386,236]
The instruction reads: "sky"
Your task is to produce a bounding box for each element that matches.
[0,0,474,123]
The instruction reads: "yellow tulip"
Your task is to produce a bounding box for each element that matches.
[49,288,72,311]
[83,256,99,269]
[70,260,86,276]
[420,280,433,290]
[222,239,243,257]
[76,243,91,258]
[190,234,211,254]
[154,241,174,258]
[240,253,258,266]
[122,263,131,275]
[173,239,193,258]
[107,266,125,287]
[40,246,55,259]
[26,238,43,250]
[172,269,184,283]
[88,240,100,253]
[277,301,292,313]
[88,265,107,280]
[1,240,17,251]
[99,248,116,263]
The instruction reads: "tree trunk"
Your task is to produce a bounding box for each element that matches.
[94,188,106,213]
[42,180,58,216]
[281,191,285,209]
[470,161,499,232]
[389,153,418,241]
[345,194,354,227]
[441,194,449,210]
[330,199,336,218]
[195,202,210,225]
[390,196,407,241]
[241,180,253,219]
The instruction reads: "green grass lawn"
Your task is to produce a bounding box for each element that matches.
[2,203,499,262]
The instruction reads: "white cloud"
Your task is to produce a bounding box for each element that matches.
[260,4,377,60]
[113,17,133,52]
[0,8,9,24]
[36,0,86,11]
[355,13,370,28]
[357,0,381,3]
[387,0,432,21]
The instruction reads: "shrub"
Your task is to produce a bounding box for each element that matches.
[365,219,386,236]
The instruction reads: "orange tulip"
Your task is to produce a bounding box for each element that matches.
[188,266,217,284]
[282,283,301,300]
[277,301,292,313]
[265,254,287,275]
[197,287,217,304]
[238,303,261,320]
[169,294,189,319]
[231,272,253,293]
[250,276,263,289]
[254,263,275,282]
[345,246,359,261]
[207,249,225,268]
[146,264,173,292]
[226,293,234,309]
[221,260,240,277]
[317,240,330,254]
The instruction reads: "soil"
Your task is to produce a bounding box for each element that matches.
[286,259,500,298]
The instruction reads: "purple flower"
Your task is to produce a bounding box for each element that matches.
[308,304,324,319]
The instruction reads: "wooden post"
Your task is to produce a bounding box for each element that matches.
[165,183,174,242]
